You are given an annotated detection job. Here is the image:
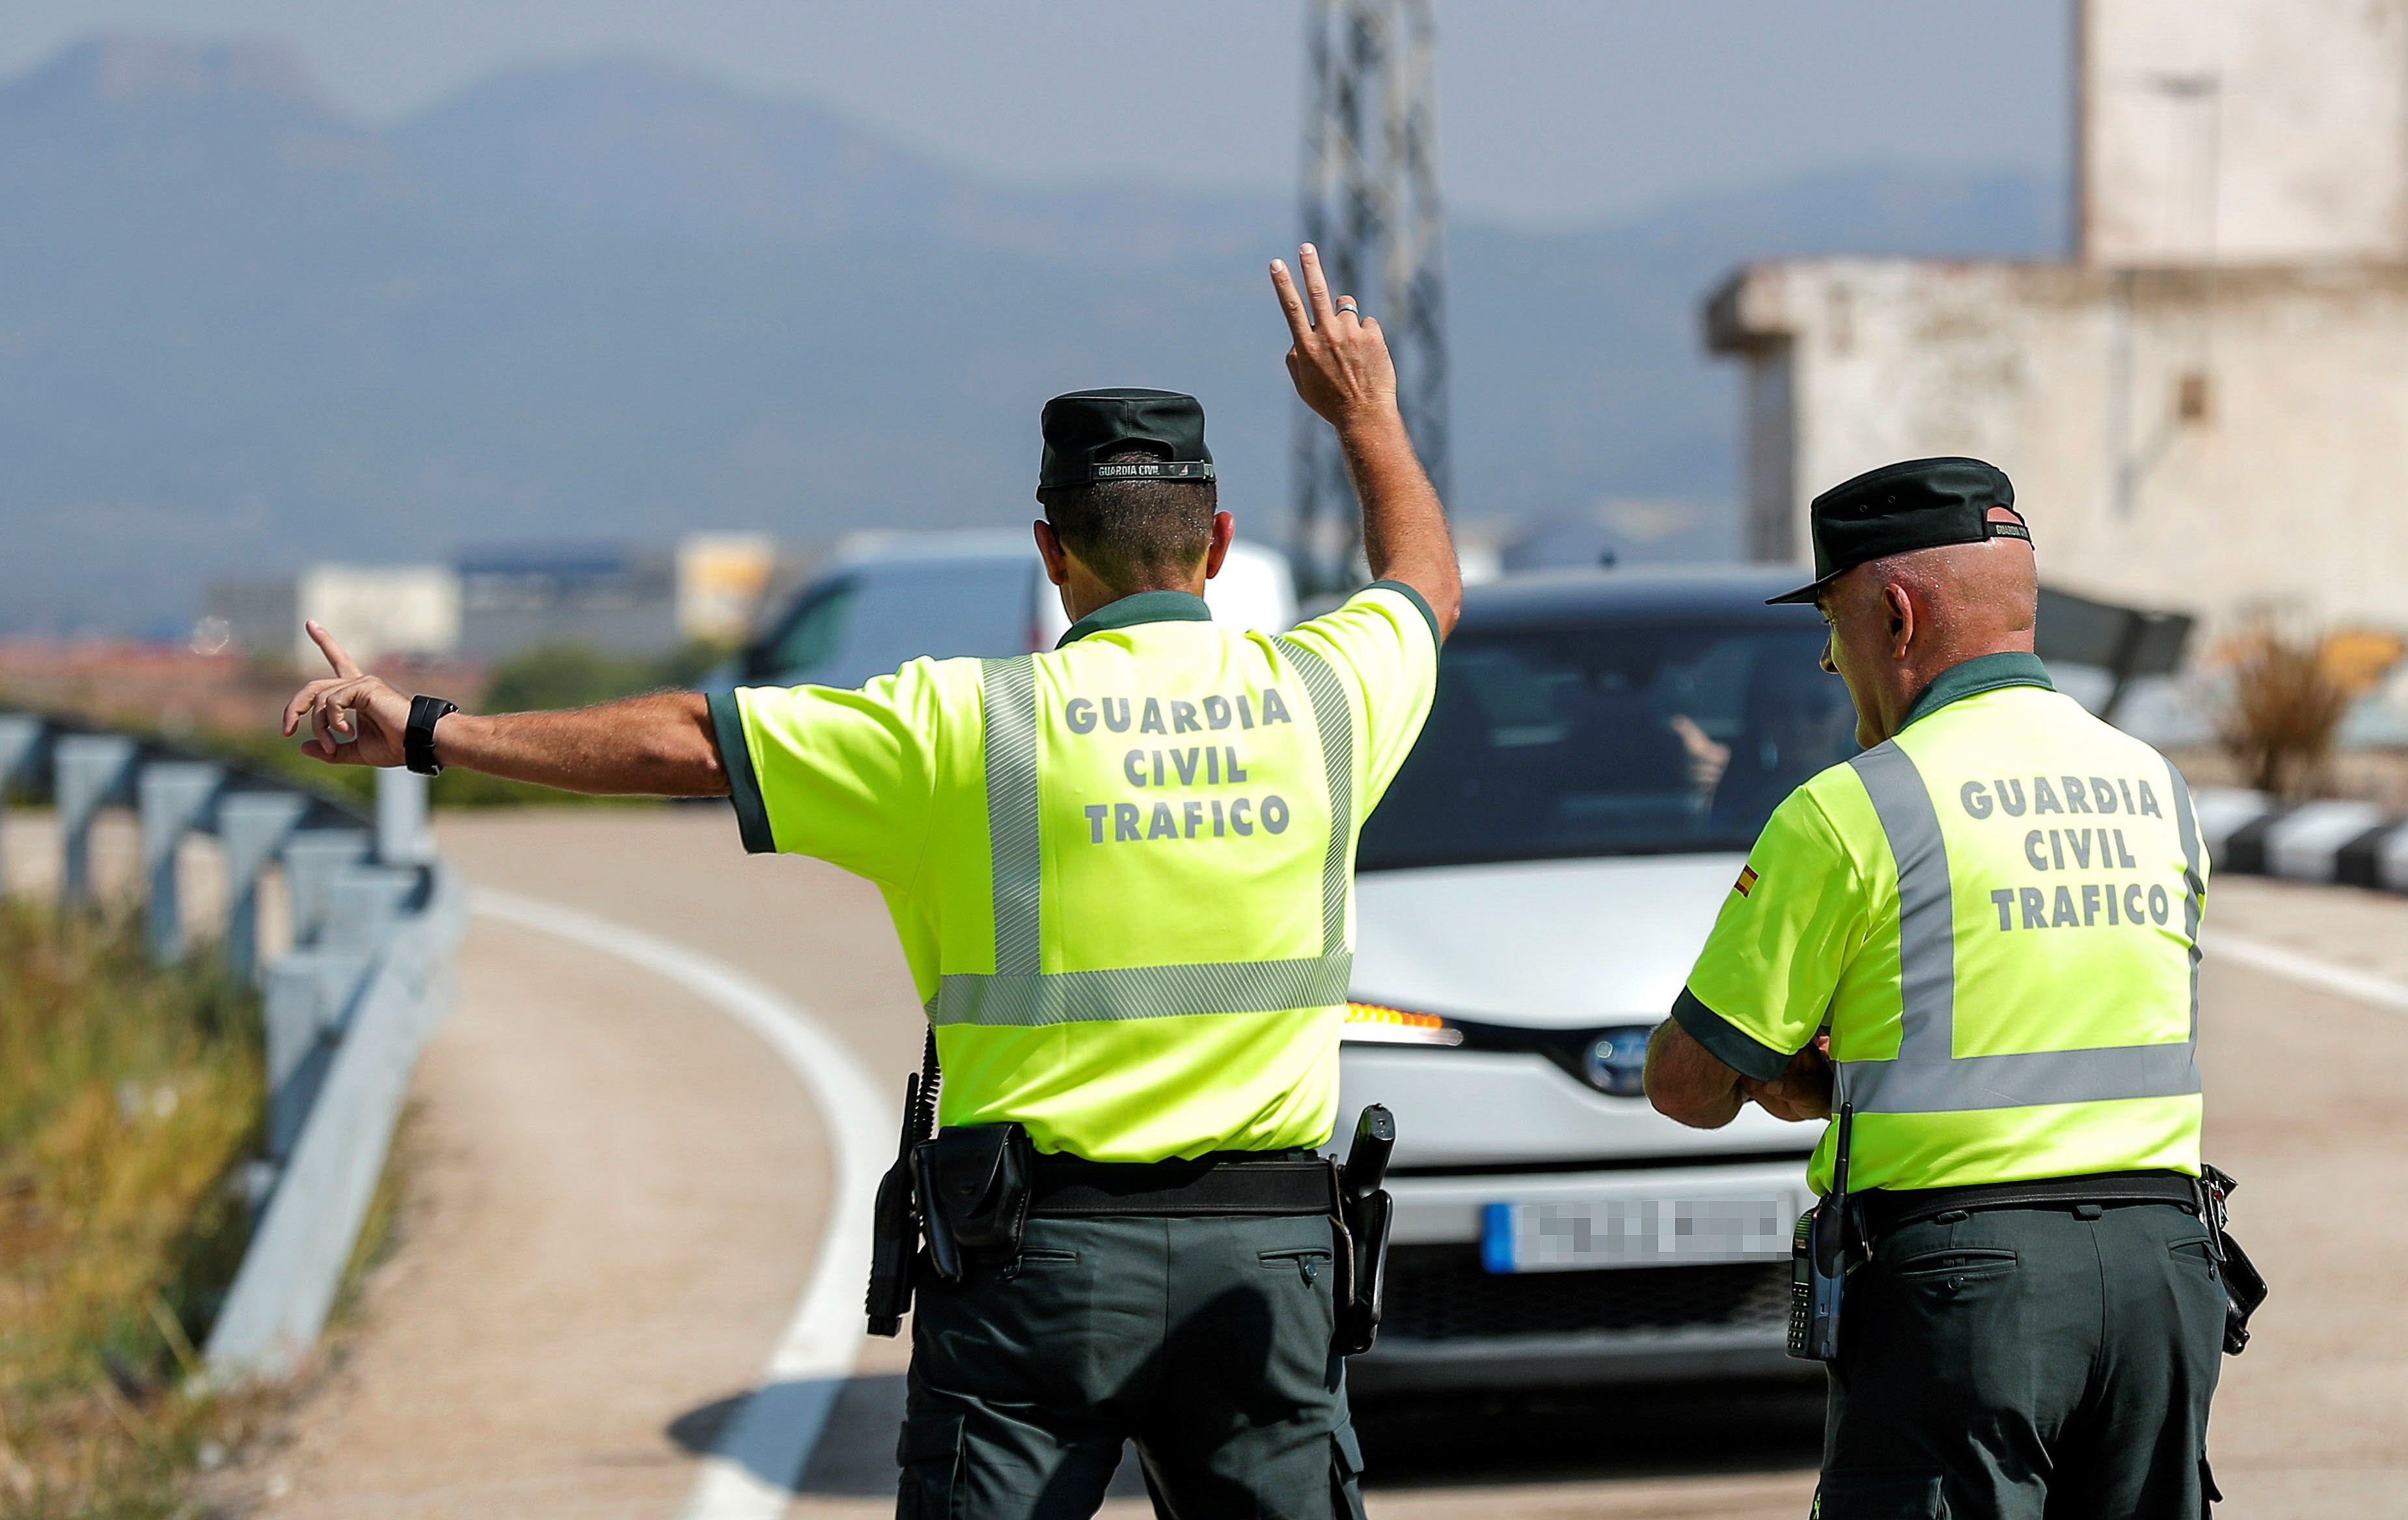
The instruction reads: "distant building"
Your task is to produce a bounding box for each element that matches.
[1707,0,2408,635]
[454,536,778,658]
[454,543,676,659]
[209,534,780,666]
[208,565,460,667]
[674,534,778,644]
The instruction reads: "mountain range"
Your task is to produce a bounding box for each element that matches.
[0,35,2064,635]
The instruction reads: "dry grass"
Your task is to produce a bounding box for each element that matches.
[0,902,265,1519]
[2215,626,2373,799]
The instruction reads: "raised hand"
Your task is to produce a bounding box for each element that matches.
[1270,243,1399,431]
[280,621,412,767]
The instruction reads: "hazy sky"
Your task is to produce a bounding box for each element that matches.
[3,1,2070,227]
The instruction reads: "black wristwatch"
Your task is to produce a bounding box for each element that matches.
[405,696,458,777]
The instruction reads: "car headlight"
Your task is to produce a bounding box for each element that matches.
[1580,1026,1654,1097]
[1343,1000,1464,1046]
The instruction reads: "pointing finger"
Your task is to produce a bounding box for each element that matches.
[1298,243,1336,325]
[305,620,363,679]
[1270,258,1313,345]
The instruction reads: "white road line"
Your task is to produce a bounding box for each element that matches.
[2209,930,2408,1019]
[472,889,892,1520]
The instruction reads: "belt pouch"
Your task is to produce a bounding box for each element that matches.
[912,1123,1033,1278]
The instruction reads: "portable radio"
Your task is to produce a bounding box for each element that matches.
[1787,1103,1855,1363]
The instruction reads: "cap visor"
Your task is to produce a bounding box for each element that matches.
[1764,577,1828,606]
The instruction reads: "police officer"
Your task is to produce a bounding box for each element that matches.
[280,243,1460,1520]
[1642,459,2228,1519]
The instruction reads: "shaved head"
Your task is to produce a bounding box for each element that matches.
[1819,506,2037,746]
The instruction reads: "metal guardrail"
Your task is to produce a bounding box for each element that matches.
[0,707,466,1381]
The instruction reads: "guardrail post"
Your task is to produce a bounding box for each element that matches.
[139,762,225,964]
[0,713,48,896]
[218,792,309,984]
[262,949,374,1163]
[54,735,138,907]
[376,768,433,865]
[322,866,424,950]
[282,830,372,947]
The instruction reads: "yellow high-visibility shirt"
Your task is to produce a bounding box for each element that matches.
[710,583,1440,1160]
[1675,653,2208,1193]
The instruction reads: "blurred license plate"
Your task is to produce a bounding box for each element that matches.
[1481,1195,1792,1273]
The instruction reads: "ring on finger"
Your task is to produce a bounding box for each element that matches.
[1334,297,1360,316]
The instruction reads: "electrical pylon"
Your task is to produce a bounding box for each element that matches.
[1290,0,1451,597]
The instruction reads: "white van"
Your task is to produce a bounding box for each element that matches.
[730,530,1298,690]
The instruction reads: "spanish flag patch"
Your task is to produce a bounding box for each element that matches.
[1734,865,1758,897]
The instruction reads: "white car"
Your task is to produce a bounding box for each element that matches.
[730,530,1298,690]
[1335,566,1863,1394]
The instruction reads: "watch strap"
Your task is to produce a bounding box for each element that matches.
[405,695,458,776]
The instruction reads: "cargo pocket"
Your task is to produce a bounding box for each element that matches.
[2200,1454,2223,1512]
[894,1408,965,1520]
[1328,1420,1367,1520]
[1812,1469,1947,1518]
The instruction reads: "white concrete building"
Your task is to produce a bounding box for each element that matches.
[1709,0,2408,634]
[210,565,461,666]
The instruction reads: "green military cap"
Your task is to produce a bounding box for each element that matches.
[1038,388,1216,493]
[1767,455,2030,604]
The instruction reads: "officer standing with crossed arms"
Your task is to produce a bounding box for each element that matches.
[282,244,1458,1520]
[1644,459,2258,1518]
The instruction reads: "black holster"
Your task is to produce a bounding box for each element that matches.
[1334,1105,1396,1356]
[866,1031,943,1337]
[866,1155,918,1337]
[912,1122,1034,1279]
[2198,1162,2268,1355]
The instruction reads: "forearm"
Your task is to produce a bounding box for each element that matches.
[1643,1018,1747,1129]
[434,692,729,796]
[1338,411,1462,639]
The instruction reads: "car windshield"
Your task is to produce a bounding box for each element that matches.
[757,558,1037,686]
[1358,619,1860,871]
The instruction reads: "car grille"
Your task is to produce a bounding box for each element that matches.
[1379,1245,1790,1343]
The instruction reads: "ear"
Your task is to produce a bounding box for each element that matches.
[1883,581,1916,660]
[1033,519,1071,588]
[1202,511,1236,580]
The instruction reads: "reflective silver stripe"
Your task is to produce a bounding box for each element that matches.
[2167,759,2205,1042]
[927,949,1355,1027]
[981,656,1041,976]
[1837,1042,2198,1113]
[1850,742,1954,1066]
[1841,737,2199,1115]
[1276,637,1353,953]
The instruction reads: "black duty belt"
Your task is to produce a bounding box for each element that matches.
[1856,1169,2200,1240]
[1030,1148,1339,1218]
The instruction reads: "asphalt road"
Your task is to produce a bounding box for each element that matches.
[240,811,2408,1519]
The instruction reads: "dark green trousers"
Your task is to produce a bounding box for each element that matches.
[897,1212,1365,1520]
[1816,1199,2226,1519]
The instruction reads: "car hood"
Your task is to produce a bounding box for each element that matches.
[1352,853,1745,1030]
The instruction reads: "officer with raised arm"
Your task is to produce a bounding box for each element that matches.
[282,244,1459,1520]
[1643,459,2254,1519]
